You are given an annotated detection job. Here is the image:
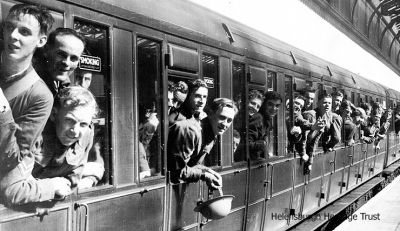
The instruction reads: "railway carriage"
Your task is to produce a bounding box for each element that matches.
[0,0,399,230]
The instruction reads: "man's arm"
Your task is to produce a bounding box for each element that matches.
[0,85,66,205]
[167,121,203,183]
[325,114,342,151]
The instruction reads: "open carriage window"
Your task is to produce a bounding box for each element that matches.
[137,37,163,180]
[232,61,246,162]
[74,19,111,186]
[202,53,220,167]
[267,71,279,156]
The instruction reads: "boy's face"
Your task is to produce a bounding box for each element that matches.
[47,34,84,82]
[54,105,94,146]
[3,14,46,61]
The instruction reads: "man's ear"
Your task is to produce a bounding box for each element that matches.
[37,35,47,48]
[50,107,58,122]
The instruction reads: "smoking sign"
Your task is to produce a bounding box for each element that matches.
[79,54,101,72]
[204,77,214,88]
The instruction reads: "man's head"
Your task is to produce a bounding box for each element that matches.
[371,110,382,126]
[340,100,353,118]
[293,95,305,113]
[45,28,85,82]
[3,4,53,62]
[301,88,315,110]
[371,102,383,117]
[360,102,371,116]
[248,89,264,117]
[208,98,238,136]
[262,91,282,117]
[353,107,366,125]
[187,79,208,113]
[331,91,344,112]
[53,86,98,146]
[75,70,92,89]
[173,81,188,109]
[317,93,332,114]
[233,129,241,153]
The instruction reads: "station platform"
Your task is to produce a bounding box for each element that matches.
[334,175,400,231]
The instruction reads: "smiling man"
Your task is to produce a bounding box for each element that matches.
[167,98,237,189]
[246,89,267,160]
[35,27,85,95]
[169,79,208,124]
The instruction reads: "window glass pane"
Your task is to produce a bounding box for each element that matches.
[232,62,246,162]
[267,71,278,156]
[285,76,293,156]
[267,71,276,92]
[137,37,162,179]
[74,20,111,186]
[202,53,220,166]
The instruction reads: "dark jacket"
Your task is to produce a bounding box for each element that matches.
[167,117,217,183]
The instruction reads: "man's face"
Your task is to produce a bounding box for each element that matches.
[55,105,94,146]
[47,34,84,82]
[209,106,235,136]
[3,14,46,62]
[354,115,363,125]
[372,113,381,126]
[342,105,352,117]
[189,86,208,112]
[333,96,343,111]
[293,98,305,113]
[304,92,315,109]
[319,97,332,113]
[76,72,92,89]
[248,98,262,117]
[264,99,281,117]
[233,136,240,153]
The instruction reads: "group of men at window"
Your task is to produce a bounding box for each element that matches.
[285,88,393,174]
[0,4,103,206]
[138,78,238,190]
[229,85,394,175]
